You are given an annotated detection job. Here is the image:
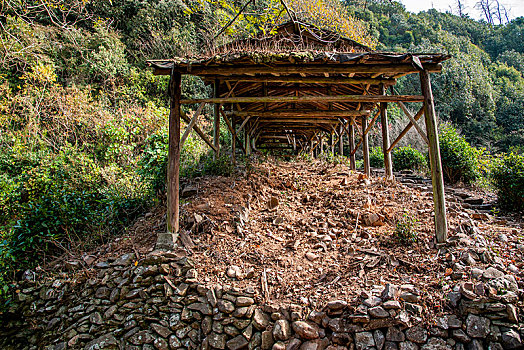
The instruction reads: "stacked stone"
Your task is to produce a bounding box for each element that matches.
[1,251,523,350]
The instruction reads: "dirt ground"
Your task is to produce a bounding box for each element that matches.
[57,157,524,322]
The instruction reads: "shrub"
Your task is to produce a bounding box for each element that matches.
[370,147,384,168]
[491,152,524,211]
[392,145,427,172]
[438,125,484,184]
[394,211,418,244]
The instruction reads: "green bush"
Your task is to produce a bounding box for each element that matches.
[439,125,484,184]
[394,211,418,244]
[491,152,524,211]
[370,147,384,168]
[0,146,149,298]
[392,145,427,172]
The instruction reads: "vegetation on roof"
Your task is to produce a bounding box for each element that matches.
[187,0,377,51]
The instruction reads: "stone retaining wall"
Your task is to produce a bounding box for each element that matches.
[1,250,522,350]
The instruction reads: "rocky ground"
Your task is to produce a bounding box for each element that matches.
[144,157,521,322]
[2,157,523,349]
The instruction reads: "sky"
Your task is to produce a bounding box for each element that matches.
[400,0,524,21]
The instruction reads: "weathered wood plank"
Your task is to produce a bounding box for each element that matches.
[180,95,425,104]
[155,63,443,76]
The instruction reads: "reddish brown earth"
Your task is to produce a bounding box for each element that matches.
[50,158,524,323]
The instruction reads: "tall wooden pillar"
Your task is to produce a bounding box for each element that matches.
[159,71,181,249]
[213,80,220,160]
[349,122,356,170]
[231,116,236,165]
[330,132,334,156]
[362,116,370,176]
[420,70,448,243]
[310,139,314,158]
[320,136,324,154]
[338,123,344,156]
[380,84,393,179]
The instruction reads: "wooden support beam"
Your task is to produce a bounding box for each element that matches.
[380,84,393,179]
[160,63,443,76]
[386,107,425,153]
[219,108,245,154]
[362,116,370,177]
[180,112,217,152]
[236,116,251,134]
[226,110,371,118]
[181,95,425,105]
[420,70,448,243]
[218,76,397,85]
[348,122,356,170]
[339,123,344,155]
[167,72,181,236]
[180,102,205,147]
[213,80,220,159]
[396,101,429,145]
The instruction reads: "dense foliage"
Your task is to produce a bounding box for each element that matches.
[491,152,524,211]
[392,146,427,172]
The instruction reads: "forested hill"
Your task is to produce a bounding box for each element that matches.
[0,0,523,302]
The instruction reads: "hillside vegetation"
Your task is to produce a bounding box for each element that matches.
[0,0,523,304]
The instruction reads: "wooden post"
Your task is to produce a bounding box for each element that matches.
[320,136,324,155]
[231,116,236,165]
[420,70,448,243]
[158,71,181,250]
[338,123,344,156]
[349,122,356,170]
[310,140,314,158]
[213,80,220,160]
[330,131,335,156]
[380,84,393,179]
[362,116,370,176]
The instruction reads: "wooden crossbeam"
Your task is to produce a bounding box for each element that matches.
[226,110,370,118]
[158,63,443,76]
[396,101,429,145]
[180,102,205,147]
[181,95,425,105]
[216,76,396,85]
[386,106,425,153]
[180,111,217,152]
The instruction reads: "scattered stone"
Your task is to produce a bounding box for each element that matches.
[420,337,451,350]
[253,309,271,330]
[501,329,522,349]
[227,335,249,350]
[383,300,401,310]
[399,341,418,350]
[85,334,119,350]
[209,332,227,349]
[466,314,490,338]
[363,297,382,307]
[326,300,347,310]
[368,306,389,318]
[386,327,405,342]
[483,267,504,280]
[227,265,243,279]
[181,185,198,197]
[273,320,291,341]
[268,197,279,210]
[374,330,385,350]
[381,284,399,301]
[218,299,235,314]
[405,326,427,344]
[292,321,319,340]
[305,252,319,261]
[355,332,375,350]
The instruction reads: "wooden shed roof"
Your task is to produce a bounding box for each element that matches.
[146,24,450,150]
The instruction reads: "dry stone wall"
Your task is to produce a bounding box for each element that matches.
[1,250,522,350]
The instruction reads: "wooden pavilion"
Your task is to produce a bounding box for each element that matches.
[147,22,452,247]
